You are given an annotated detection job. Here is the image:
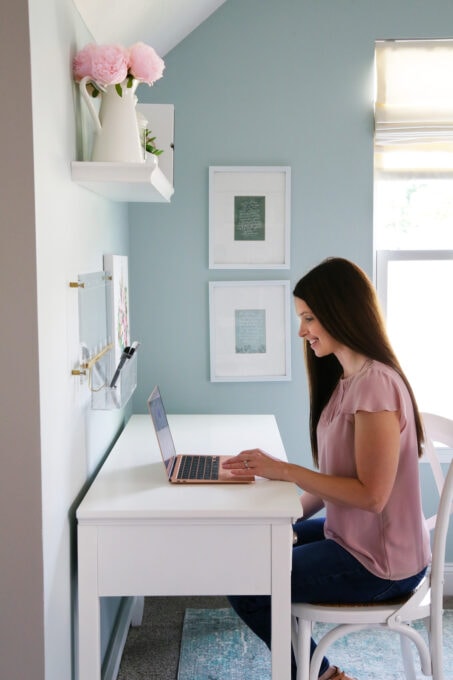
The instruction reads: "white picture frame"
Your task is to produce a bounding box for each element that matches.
[103,254,130,367]
[209,280,292,382]
[209,166,291,269]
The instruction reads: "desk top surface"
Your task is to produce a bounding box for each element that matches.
[77,414,301,522]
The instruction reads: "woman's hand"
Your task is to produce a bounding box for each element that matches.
[222,448,288,480]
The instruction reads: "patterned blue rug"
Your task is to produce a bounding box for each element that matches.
[177,607,453,680]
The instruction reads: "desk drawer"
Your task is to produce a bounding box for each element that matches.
[97,523,271,596]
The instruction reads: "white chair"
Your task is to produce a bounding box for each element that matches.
[291,413,453,680]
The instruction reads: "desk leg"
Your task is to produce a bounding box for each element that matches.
[78,526,101,680]
[271,523,293,680]
[131,596,145,627]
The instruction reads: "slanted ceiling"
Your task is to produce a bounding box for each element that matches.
[73,0,228,55]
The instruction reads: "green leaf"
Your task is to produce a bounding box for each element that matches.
[143,128,164,155]
[145,144,164,155]
[115,83,123,97]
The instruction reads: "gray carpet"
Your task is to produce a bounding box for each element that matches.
[116,596,453,680]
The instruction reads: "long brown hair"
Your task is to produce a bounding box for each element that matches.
[293,257,424,465]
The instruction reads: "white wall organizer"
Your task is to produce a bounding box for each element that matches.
[70,271,137,409]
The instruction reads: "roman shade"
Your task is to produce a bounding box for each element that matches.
[375,39,453,170]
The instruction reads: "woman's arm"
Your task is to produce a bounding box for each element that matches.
[222,410,401,514]
[299,492,324,519]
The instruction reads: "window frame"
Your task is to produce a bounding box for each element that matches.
[375,248,453,318]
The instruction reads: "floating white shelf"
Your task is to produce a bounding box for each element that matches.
[71,157,174,202]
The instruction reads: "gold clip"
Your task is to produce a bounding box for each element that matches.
[72,343,113,380]
[81,343,113,371]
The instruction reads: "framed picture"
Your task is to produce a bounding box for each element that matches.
[209,280,291,382]
[209,166,291,269]
[103,254,131,367]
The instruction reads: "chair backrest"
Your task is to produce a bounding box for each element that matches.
[420,413,453,612]
[421,412,453,529]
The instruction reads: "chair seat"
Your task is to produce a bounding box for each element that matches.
[294,581,431,624]
[292,597,431,624]
[306,592,412,608]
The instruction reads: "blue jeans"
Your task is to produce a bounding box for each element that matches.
[228,518,427,679]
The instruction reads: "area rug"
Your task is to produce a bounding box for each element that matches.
[177,607,453,680]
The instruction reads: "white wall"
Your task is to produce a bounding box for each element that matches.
[0,0,132,678]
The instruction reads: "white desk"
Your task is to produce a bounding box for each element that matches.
[77,414,301,679]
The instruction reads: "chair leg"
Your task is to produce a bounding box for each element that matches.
[400,634,417,680]
[430,613,444,680]
[292,616,313,680]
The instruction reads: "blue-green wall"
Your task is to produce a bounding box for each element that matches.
[129,0,453,556]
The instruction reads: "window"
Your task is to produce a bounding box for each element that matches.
[374,41,453,420]
[376,250,453,420]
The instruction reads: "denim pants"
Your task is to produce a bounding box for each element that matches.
[228,517,427,679]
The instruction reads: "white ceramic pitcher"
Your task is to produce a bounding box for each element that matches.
[79,76,145,163]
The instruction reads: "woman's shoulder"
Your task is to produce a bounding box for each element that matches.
[360,359,404,386]
[344,359,409,413]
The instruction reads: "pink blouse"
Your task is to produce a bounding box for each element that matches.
[318,360,431,579]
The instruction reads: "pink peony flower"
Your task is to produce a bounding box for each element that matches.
[128,42,165,85]
[91,44,128,87]
[73,43,97,81]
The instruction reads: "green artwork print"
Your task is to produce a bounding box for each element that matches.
[235,309,266,353]
[234,196,265,241]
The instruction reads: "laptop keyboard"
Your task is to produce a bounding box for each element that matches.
[177,455,220,480]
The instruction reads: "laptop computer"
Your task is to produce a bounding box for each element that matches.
[147,386,254,484]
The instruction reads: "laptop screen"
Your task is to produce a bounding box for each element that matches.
[147,386,177,476]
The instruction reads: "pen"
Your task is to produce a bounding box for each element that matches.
[109,341,140,388]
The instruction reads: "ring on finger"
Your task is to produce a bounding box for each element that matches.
[244,459,249,469]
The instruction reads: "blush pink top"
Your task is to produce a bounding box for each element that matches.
[318,360,431,579]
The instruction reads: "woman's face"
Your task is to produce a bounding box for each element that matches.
[294,297,340,358]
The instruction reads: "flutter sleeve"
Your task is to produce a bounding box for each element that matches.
[342,364,408,427]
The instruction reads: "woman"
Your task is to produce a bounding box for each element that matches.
[223,257,431,680]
